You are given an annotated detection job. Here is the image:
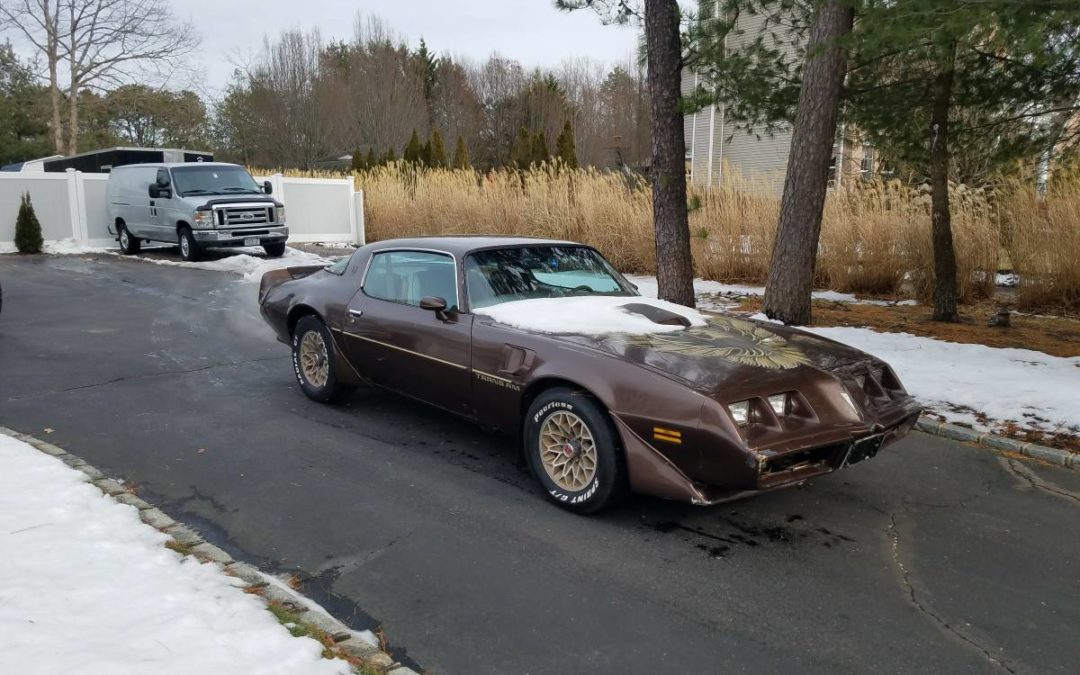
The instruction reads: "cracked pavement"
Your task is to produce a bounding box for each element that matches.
[1,253,1078,674]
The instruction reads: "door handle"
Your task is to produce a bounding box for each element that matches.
[347,308,363,319]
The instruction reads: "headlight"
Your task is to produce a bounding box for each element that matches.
[276,206,286,224]
[728,400,751,426]
[767,393,788,415]
[839,391,861,418]
[193,211,214,229]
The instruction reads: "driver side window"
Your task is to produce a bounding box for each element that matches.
[363,251,458,309]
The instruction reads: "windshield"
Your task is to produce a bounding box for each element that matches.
[465,246,635,309]
[171,166,262,196]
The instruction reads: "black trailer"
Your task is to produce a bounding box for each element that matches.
[43,147,214,174]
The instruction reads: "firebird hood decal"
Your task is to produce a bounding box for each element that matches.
[535,315,873,394]
[615,317,812,370]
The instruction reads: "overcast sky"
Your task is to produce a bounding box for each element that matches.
[169,0,641,93]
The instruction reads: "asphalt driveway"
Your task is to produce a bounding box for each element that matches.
[1,253,1078,674]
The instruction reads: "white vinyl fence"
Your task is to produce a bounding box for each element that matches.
[0,169,364,249]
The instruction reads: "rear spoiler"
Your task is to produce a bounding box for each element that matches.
[258,265,325,304]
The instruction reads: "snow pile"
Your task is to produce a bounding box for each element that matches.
[0,239,111,255]
[804,326,1080,434]
[0,434,349,675]
[474,296,707,335]
[119,247,337,282]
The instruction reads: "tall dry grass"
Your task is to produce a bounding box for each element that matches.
[998,168,1080,309]
[282,163,1068,310]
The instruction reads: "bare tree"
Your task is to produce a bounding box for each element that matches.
[0,0,64,152]
[1,0,198,154]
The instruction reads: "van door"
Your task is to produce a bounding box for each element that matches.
[124,167,156,239]
[148,168,173,242]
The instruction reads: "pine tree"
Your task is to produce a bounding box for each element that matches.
[429,129,448,168]
[555,121,578,169]
[365,147,377,168]
[384,147,397,164]
[14,192,43,254]
[452,135,470,169]
[403,129,422,163]
[420,139,432,166]
[351,146,366,173]
[511,126,533,168]
[531,130,550,166]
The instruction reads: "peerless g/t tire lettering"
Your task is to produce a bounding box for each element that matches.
[525,387,628,514]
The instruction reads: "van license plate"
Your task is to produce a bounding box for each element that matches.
[244,237,259,246]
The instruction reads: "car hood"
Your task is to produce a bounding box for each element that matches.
[542,315,877,395]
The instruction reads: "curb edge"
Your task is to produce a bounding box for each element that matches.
[914,418,1076,471]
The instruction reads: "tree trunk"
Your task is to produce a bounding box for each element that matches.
[762,1,854,326]
[67,78,79,155]
[929,41,959,322]
[644,0,694,308]
[48,55,63,154]
[43,0,64,154]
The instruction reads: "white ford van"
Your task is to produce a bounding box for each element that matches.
[106,162,288,261]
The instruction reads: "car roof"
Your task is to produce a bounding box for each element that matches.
[365,236,584,257]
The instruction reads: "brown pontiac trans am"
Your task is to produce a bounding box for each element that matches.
[259,237,921,514]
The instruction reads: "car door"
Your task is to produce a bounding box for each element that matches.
[340,249,474,418]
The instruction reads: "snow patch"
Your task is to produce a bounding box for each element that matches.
[474,296,707,335]
[0,239,111,255]
[113,247,337,282]
[0,434,350,675]
[804,326,1080,435]
[630,274,872,304]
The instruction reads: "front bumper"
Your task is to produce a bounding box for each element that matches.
[193,226,289,247]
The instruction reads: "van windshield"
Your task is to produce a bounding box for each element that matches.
[171,166,262,196]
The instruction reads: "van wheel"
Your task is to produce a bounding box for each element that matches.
[263,242,286,257]
[178,227,202,262]
[117,225,140,255]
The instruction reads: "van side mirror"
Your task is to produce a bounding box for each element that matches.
[148,185,171,199]
[263,180,273,195]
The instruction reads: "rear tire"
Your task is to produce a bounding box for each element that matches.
[117,225,140,255]
[292,315,354,403]
[263,242,286,257]
[524,387,628,514]
[178,226,201,261]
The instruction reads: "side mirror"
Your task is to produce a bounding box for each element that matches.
[419,296,452,321]
[263,180,273,195]
[148,185,171,199]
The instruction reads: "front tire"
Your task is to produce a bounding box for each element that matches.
[117,225,141,255]
[263,242,286,257]
[178,226,202,261]
[292,315,354,403]
[524,387,628,514]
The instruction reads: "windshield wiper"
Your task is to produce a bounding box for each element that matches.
[220,187,259,193]
[181,189,218,195]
